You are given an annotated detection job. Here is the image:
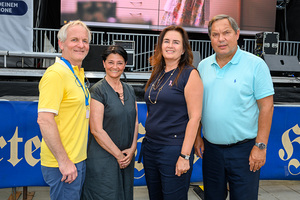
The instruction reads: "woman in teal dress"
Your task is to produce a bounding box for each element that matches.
[81,45,139,200]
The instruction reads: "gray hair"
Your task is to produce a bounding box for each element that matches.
[57,20,91,42]
[208,14,240,36]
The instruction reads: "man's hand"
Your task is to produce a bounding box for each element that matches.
[249,146,266,172]
[59,159,78,184]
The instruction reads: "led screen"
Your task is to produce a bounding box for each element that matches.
[61,0,277,35]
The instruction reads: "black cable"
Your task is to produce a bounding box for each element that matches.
[122,71,127,82]
[284,0,289,41]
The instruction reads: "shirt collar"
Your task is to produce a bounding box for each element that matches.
[56,57,80,72]
[211,46,241,68]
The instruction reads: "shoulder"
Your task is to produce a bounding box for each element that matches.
[198,54,214,71]
[90,79,106,93]
[176,66,198,86]
[43,62,69,79]
[124,82,134,91]
[243,50,269,71]
[238,49,265,64]
[184,65,195,71]
[122,82,136,97]
[90,79,110,103]
[181,65,196,75]
[40,63,67,86]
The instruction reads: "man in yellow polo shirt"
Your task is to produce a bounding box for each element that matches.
[37,20,91,200]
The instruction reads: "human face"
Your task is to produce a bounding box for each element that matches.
[210,19,240,60]
[162,30,184,64]
[103,53,126,79]
[58,25,89,67]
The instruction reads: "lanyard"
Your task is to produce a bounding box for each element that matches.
[60,57,89,106]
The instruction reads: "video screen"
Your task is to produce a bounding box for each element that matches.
[61,0,277,35]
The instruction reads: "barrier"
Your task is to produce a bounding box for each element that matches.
[0,28,298,71]
[0,101,300,188]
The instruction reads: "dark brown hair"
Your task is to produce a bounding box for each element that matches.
[145,25,193,91]
[102,45,128,62]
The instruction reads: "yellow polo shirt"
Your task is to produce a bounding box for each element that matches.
[38,57,90,167]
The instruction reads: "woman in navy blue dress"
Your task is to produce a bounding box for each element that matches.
[142,25,204,200]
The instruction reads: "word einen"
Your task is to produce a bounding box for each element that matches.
[0,2,18,13]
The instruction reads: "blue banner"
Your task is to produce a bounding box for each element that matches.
[0,1,28,16]
[0,101,300,188]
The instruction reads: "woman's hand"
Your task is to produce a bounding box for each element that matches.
[119,148,135,169]
[175,157,190,177]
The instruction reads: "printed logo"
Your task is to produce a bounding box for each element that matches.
[134,123,146,181]
[0,1,28,16]
[278,124,300,175]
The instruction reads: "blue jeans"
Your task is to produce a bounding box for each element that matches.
[203,138,260,200]
[41,160,86,200]
[142,139,193,200]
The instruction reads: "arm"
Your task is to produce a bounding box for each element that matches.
[89,98,125,168]
[37,112,77,183]
[194,122,204,159]
[249,95,274,172]
[119,102,139,168]
[176,69,203,176]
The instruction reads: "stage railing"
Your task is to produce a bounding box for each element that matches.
[243,39,300,59]
[33,28,105,52]
[107,32,159,72]
[0,29,299,71]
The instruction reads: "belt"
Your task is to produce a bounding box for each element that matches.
[205,138,255,148]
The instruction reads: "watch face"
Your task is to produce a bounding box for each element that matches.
[260,143,266,149]
[257,143,266,149]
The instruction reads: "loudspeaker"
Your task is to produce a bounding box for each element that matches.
[82,45,108,72]
[125,50,134,69]
[192,51,201,68]
[113,40,135,69]
[263,54,300,76]
[255,32,279,56]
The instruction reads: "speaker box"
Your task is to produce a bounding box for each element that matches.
[262,54,300,76]
[82,45,135,71]
[125,50,135,69]
[82,45,108,72]
[113,40,135,69]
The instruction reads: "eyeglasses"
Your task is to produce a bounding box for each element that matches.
[75,76,90,89]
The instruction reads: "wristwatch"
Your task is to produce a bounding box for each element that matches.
[180,153,190,160]
[255,142,267,150]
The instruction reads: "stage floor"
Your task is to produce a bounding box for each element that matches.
[0,180,300,200]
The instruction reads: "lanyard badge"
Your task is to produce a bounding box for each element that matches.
[61,57,90,118]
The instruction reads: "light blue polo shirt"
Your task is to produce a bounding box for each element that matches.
[197,46,274,145]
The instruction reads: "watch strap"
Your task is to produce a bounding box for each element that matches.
[180,153,190,160]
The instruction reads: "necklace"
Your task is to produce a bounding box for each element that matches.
[152,71,166,90]
[148,68,177,104]
[116,92,124,104]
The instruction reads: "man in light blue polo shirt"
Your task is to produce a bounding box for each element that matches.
[194,14,274,200]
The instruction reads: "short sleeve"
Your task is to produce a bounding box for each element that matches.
[254,60,275,100]
[38,70,63,114]
[90,80,106,105]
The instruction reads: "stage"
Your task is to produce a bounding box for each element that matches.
[0,96,300,188]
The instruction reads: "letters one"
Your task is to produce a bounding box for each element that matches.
[0,126,41,167]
